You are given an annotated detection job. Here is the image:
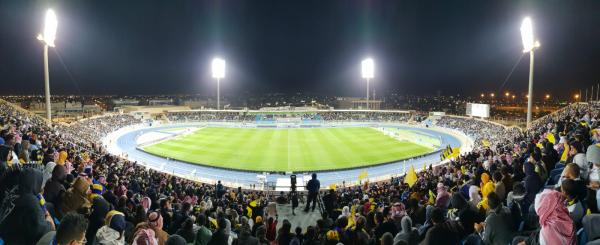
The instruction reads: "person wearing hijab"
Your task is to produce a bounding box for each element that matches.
[478,174,496,211]
[535,189,576,245]
[96,210,127,245]
[468,185,482,207]
[523,161,543,203]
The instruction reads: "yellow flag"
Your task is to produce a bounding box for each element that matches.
[536,143,544,149]
[560,143,570,162]
[546,133,556,144]
[404,165,418,187]
[428,190,435,205]
[329,183,337,190]
[482,139,491,147]
[246,206,253,218]
[358,170,368,180]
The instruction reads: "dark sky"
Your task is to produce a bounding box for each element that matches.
[1,0,599,98]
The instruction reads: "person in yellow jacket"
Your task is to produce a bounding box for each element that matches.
[478,173,495,211]
[57,149,68,165]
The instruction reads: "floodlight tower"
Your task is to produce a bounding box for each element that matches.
[520,17,540,128]
[361,58,374,109]
[37,9,58,123]
[211,57,226,110]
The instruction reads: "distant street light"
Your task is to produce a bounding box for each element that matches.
[37,9,57,123]
[211,57,226,110]
[480,93,485,98]
[521,17,541,128]
[505,92,510,97]
[545,94,550,99]
[574,94,580,100]
[490,93,495,98]
[361,58,374,109]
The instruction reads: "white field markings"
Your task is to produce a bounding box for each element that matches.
[287,129,291,171]
[373,127,435,151]
[141,126,206,149]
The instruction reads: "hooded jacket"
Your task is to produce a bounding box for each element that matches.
[0,168,53,245]
[523,161,543,203]
[393,216,419,245]
[43,164,67,205]
[96,225,126,245]
[87,196,111,245]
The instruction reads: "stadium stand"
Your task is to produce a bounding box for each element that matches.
[1,99,600,245]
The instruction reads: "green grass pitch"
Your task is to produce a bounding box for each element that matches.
[142,127,434,172]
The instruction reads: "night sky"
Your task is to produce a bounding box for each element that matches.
[1,0,599,98]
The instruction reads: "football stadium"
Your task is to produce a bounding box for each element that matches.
[1,1,600,245]
[104,110,471,189]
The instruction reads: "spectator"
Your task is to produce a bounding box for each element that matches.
[381,232,394,245]
[43,164,67,205]
[58,176,91,219]
[561,179,585,225]
[233,220,258,245]
[393,216,419,245]
[569,140,589,179]
[160,198,173,232]
[175,218,195,243]
[523,161,542,203]
[37,212,88,245]
[0,168,54,245]
[166,234,187,245]
[420,207,464,245]
[476,192,515,245]
[305,173,320,212]
[448,192,483,235]
[194,214,212,245]
[533,189,575,244]
[95,210,127,245]
[148,211,169,245]
[276,219,294,245]
[208,217,230,245]
[493,171,506,201]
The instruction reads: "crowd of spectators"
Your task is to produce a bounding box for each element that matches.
[435,116,521,148]
[1,99,600,245]
[166,110,413,124]
[64,114,142,144]
[167,111,254,122]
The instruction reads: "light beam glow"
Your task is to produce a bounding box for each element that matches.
[361,58,374,79]
[42,9,58,47]
[212,58,226,79]
[520,17,540,53]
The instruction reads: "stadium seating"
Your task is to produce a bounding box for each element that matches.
[0,99,599,245]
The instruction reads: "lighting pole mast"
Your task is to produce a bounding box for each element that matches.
[211,58,225,110]
[520,17,540,128]
[361,58,374,110]
[37,9,57,123]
